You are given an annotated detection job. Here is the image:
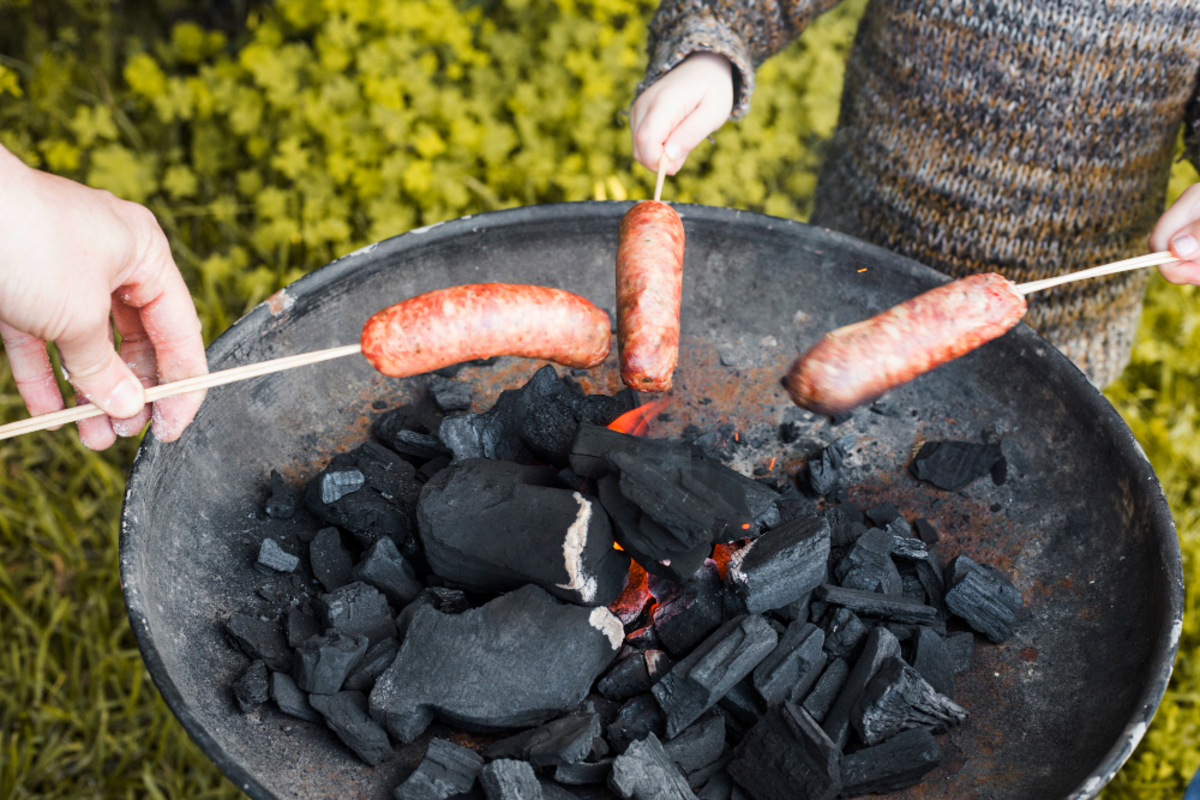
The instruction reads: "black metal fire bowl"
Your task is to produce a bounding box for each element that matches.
[120,202,1182,800]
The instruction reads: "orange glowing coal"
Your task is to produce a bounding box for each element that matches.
[607,559,651,624]
[606,397,672,437]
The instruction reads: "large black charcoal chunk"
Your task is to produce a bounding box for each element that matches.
[824,503,866,548]
[609,734,697,800]
[821,608,867,660]
[270,671,322,722]
[834,528,901,595]
[484,713,601,767]
[599,652,656,702]
[225,613,292,672]
[609,451,742,549]
[821,627,901,749]
[294,630,368,695]
[598,474,709,583]
[913,517,939,545]
[726,514,830,613]
[308,690,392,766]
[841,728,941,794]
[851,657,968,745]
[370,585,621,742]
[305,441,422,550]
[418,459,629,606]
[344,638,401,692]
[662,712,725,776]
[909,440,1003,492]
[813,585,938,625]
[801,658,848,723]
[727,702,841,800]
[319,582,398,645]
[256,538,299,574]
[804,435,854,498]
[352,537,423,606]
[752,621,826,707]
[481,760,543,800]
[717,678,764,729]
[944,556,1023,643]
[608,695,666,753]
[429,375,474,412]
[653,562,724,656]
[309,527,355,593]
[911,626,955,696]
[394,738,484,800]
[232,660,269,712]
[653,615,778,738]
[570,425,685,480]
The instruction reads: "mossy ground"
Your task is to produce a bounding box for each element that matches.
[0,0,1196,796]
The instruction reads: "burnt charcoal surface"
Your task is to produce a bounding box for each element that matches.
[351,537,424,607]
[394,738,484,800]
[555,760,613,785]
[821,627,901,750]
[600,653,655,703]
[608,695,666,753]
[728,702,842,800]
[319,582,398,645]
[944,556,1023,643]
[913,518,939,545]
[841,727,942,795]
[294,630,368,695]
[304,442,421,551]
[653,615,778,738]
[309,527,355,593]
[662,712,726,776]
[835,528,901,595]
[804,435,854,498]
[609,734,698,800]
[480,759,543,800]
[225,613,292,672]
[813,585,938,625]
[752,621,826,707]
[307,690,392,766]
[909,440,1003,492]
[269,671,321,722]
[824,503,866,548]
[370,585,621,742]
[232,660,269,712]
[597,474,709,583]
[483,713,601,767]
[256,538,299,574]
[851,657,969,745]
[944,631,975,673]
[653,562,725,656]
[801,657,848,724]
[911,626,955,696]
[727,514,830,613]
[388,429,454,462]
[821,608,867,660]
[419,459,628,605]
[344,638,401,692]
[717,677,764,728]
[428,375,474,412]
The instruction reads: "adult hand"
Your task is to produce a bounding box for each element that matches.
[0,145,208,449]
[1150,183,1200,285]
[630,52,734,175]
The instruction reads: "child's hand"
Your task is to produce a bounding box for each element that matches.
[0,145,208,449]
[630,52,734,175]
[1150,184,1200,285]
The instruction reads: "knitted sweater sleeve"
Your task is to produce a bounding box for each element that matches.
[636,0,843,119]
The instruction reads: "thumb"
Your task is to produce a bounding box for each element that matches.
[56,320,146,419]
[661,96,731,175]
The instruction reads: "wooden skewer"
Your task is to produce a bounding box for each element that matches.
[1015,251,1181,295]
[0,343,363,441]
[653,151,670,203]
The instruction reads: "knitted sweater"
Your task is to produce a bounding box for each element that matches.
[638,0,1200,386]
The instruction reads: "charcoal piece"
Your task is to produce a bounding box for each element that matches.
[321,470,365,504]
[232,660,269,713]
[944,557,1023,643]
[909,440,1003,492]
[429,375,474,412]
[270,671,322,722]
[370,585,621,742]
[308,690,391,766]
[255,537,299,574]
[286,606,321,649]
[717,678,764,728]
[913,517,939,545]
[418,459,629,605]
[539,780,580,800]
[752,621,826,707]
[944,631,975,673]
[653,562,724,656]
[888,533,928,561]
[726,513,830,613]
[821,627,901,749]
[727,702,842,800]
[772,593,811,623]
[600,653,654,702]
[687,750,734,792]
[824,503,867,548]
[225,613,292,672]
[813,585,938,624]
[305,441,422,550]
[609,451,742,549]
[480,760,543,800]
[851,657,968,745]
[319,581,397,645]
[900,571,927,603]
[394,738,484,800]
[696,772,734,800]
[841,727,941,794]
[608,695,666,753]
[344,637,401,692]
[294,630,368,695]
[801,657,848,723]
[598,474,709,583]
[374,396,445,440]
[804,435,854,498]
[484,714,601,767]
[864,502,901,528]
[646,650,673,681]
[310,527,355,593]
[352,537,424,607]
[389,429,454,461]
[609,734,697,800]
[914,555,947,616]
[834,528,902,595]
[652,615,778,738]
[264,469,296,519]
[774,481,813,524]
[911,626,955,696]
[420,455,453,482]
[884,623,923,641]
[556,468,592,494]
[663,713,726,775]
[591,736,611,760]
[555,760,612,785]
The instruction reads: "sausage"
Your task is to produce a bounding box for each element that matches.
[785,273,1027,416]
[616,200,685,392]
[361,283,612,378]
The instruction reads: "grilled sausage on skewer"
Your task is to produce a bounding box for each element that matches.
[616,201,685,393]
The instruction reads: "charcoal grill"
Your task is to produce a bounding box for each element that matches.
[120,202,1183,799]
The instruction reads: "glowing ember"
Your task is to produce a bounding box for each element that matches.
[709,542,745,581]
[606,397,672,437]
[607,560,651,625]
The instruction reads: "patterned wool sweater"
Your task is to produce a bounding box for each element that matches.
[638,0,1200,386]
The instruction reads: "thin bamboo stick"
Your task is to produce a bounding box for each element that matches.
[1015,251,1182,295]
